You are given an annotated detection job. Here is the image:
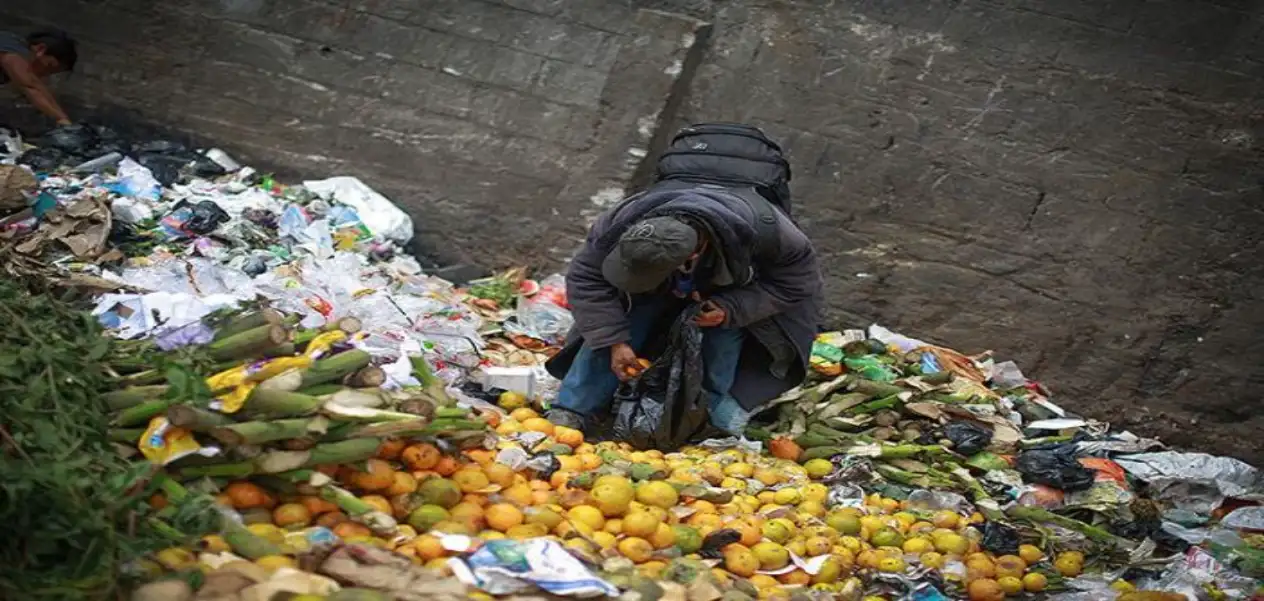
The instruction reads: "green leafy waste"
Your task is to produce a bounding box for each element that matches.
[0,280,217,600]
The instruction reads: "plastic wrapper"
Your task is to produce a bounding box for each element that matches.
[106,157,162,201]
[612,308,710,451]
[1220,506,1264,531]
[1015,445,1096,492]
[451,538,617,596]
[1116,452,1264,516]
[503,292,574,346]
[303,176,414,244]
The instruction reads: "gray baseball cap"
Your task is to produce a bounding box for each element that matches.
[601,216,698,293]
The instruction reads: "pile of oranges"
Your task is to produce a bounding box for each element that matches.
[185,402,1103,601]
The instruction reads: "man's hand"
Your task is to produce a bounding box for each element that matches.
[695,300,727,327]
[610,343,641,382]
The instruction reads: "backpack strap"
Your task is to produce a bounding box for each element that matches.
[731,188,782,261]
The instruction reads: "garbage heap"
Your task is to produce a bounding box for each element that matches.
[0,125,1261,601]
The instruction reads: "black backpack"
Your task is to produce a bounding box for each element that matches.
[655,123,792,258]
[656,123,792,215]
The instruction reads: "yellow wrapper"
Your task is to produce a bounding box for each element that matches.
[139,416,202,465]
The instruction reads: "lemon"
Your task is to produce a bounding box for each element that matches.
[801,483,829,502]
[497,390,529,410]
[772,487,802,505]
[877,556,906,573]
[751,542,790,570]
[803,458,834,479]
[635,481,679,509]
[622,511,661,538]
[724,462,755,478]
[255,555,297,571]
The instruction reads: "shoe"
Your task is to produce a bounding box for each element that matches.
[545,407,586,431]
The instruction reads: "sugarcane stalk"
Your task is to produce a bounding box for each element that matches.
[298,383,345,396]
[301,350,372,388]
[166,405,233,432]
[800,446,846,461]
[261,342,297,359]
[421,418,486,433]
[214,309,284,340]
[175,462,257,479]
[114,399,177,427]
[409,354,453,406]
[211,419,322,447]
[113,369,168,387]
[102,385,170,411]
[312,474,397,535]
[1006,506,1134,549]
[921,371,955,385]
[302,438,381,466]
[208,324,290,362]
[346,366,386,388]
[244,388,325,417]
[850,379,905,399]
[221,518,284,559]
[845,395,902,416]
[109,428,144,444]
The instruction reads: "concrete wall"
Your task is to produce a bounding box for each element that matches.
[2,0,1262,460]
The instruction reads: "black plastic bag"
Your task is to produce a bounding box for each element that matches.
[164,200,230,236]
[18,147,65,171]
[699,529,741,559]
[944,421,993,455]
[38,124,97,154]
[1015,445,1095,492]
[980,521,1019,555]
[611,308,710,451]
[136,153,189,186]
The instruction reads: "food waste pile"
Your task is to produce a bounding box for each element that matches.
[0,125,1262,601]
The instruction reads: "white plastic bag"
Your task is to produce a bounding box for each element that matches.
[302,176,414,244]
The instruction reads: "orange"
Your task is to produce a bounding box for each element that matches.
[360,495,393,516]
[554,426,584,448]
[433,456,460,477]
[465,449,495,466]
[557,455,583,472]
[350,459,396,492]
[522,417,555,436]
[298,495,338,515]
[617,537,655,563]
[550,470,574,489]
[997,576,1023,595]
[376,438,407,460]
[272,503,312,528]
[966,579,1004,601]
[413,534,446,561]
[225,481,276,510]
[994,555,1027,579]
[509,408,538,422]
[462,493,489,506]
[579,454,603,470]
[486,503,526,532]
[449,502,487,529]
[735,519,764,547]
[648,522,676,549]
[453,469,491,493]
[1018,544,1044,564]
[778,570,811,586]
[1022,572,1048,592]
[723,545,759,577]
[567,505,606,530]
[483,463,515,488]
[401,444,441,471]
[502,484,534,506]
[332,522,372,539]
[386,472,418,496]
[315,511,348,528]
[623,512,661,538]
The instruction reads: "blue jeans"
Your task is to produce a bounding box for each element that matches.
[554,299,750,434]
